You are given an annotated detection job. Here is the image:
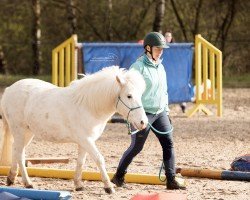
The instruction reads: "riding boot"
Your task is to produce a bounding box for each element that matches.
[111,171,126,187]
[166,176,186,190]
[164,161,186,190]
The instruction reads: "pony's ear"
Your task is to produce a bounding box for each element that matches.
[116,74,126,86]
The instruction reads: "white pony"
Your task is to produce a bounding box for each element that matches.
[0,66,148,194]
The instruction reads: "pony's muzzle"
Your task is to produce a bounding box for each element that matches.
[139,118,148,130]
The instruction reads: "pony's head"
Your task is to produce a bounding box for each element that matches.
[116,69,148,131]
[70,66,148,130]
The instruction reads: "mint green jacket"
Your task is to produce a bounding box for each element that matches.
[130,54,169,114]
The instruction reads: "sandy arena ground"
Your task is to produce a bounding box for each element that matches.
[0,88,249,200]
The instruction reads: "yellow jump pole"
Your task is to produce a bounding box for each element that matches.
[0,166,165,185]
[1,166,248,184]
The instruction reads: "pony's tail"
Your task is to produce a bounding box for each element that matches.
[0,113,13,165]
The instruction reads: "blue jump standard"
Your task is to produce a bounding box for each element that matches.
[0,187,72,200]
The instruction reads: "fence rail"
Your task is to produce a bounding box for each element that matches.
[52,34,78,86]
[186,34,223,117]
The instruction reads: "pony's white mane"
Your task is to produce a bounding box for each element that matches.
[123,69,146,93]
[70,66,145,117]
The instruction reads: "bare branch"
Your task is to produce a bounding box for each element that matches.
[170,0,188,41]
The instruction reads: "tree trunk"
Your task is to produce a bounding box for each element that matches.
[192,0,203,38]
[215,0,237,65]
[31,0,41,75]
[170,0,188,42]
[221,0,237,53]
[67,0,77,35]
[153,0,165,33]
[106,0,113,40]
[0,46,6,74]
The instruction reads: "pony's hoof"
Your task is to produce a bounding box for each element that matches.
[104,187,115,194]
[75,187,84,191]
[25,184,34,189]
[6,177,14,186]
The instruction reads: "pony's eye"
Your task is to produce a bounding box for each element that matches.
[127,94,132,99]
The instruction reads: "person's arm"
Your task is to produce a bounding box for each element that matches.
[162,66,170,115]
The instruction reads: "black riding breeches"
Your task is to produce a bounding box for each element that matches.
[115,111,175,181]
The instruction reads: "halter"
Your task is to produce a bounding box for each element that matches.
[116,96,174,135]
[116,96,142,134]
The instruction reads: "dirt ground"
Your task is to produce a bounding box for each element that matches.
[0,88,249,200]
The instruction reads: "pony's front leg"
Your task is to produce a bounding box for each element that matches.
[74,146,87,191]
[83,139,115,194]
[18,151,33,188]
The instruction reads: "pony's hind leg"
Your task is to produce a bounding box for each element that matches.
[7,153,18,186]
[4,120,17,186]
[8,128,34,188]
[74,146,87,191]
[82,139,115,194]
[0,115,16,186]
[7,139,20,186]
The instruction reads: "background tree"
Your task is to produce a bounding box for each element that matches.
[67,0,77,35]
[214,0,238,70]
[31,0,42,75]
[0,0,248,76]
[0,46,6,74]
[153,0,165,33]
[0,0,32,74]
[165,0,249,75]
[106,0,113,40]
[169,0,189,41]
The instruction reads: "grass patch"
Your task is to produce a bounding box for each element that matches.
[0,73,249,88]
[223,73,250,88]
[0,74,51,87]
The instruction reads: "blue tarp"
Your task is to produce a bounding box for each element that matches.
[82,43,194,103]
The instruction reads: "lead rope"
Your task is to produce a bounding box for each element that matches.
[159,161,166,182]
[153,124,174,182]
